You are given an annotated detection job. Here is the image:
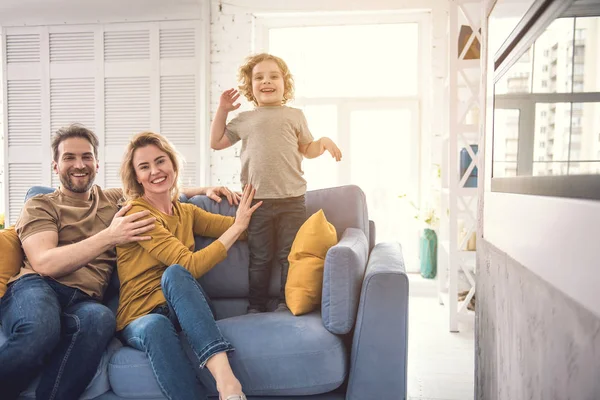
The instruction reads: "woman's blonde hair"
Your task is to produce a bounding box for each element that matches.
[120,132,182,202]
[237,53,294,106]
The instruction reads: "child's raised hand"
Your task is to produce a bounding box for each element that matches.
[219,89,242,112]
[322,137,342,162]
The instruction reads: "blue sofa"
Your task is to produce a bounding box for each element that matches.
[3,184,409,400]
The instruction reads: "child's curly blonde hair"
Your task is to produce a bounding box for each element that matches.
[237,53,295,106]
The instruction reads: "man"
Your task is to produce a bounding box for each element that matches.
[0,124,239,400]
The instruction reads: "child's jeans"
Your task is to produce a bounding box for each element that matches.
[248,195,307,311]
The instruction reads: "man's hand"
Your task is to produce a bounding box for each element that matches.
[206,186,241,206]
[321,137,342,162]
[219,89,242,112]
[105,204,155,246]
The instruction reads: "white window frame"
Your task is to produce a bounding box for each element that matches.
[483,2,600,318]
[253,11,432,206]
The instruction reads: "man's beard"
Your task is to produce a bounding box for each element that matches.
[59,168,96,193]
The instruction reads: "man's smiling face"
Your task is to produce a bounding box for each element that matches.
[53,137,98,195]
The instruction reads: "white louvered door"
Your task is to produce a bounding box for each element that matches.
[2,21,203,225]
[3,27,45,224]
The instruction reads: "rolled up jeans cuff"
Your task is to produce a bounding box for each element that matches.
[196,339,235,368]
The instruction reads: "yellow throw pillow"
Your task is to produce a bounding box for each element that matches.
[0,226,24,298]
[285,210,337,316]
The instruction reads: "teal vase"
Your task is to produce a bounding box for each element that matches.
[419,228,437,279]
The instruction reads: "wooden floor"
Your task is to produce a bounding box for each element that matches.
[407,274,474,400]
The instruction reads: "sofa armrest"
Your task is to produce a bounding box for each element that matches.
[346,242,409,400]
[368,220,376,252]
[321,228,369,335]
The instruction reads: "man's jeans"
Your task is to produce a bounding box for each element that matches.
[119,264,234,400]
[248,195,307,310]
[0,273,116,400]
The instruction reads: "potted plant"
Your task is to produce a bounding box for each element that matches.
[399,195,439,279]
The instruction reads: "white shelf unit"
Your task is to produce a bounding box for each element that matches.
[437,0,481,332]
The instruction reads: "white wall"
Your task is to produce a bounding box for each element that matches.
[0,0,202,26]
[0,29,4,219]
[208,0,449,188]
[481,0,600,318]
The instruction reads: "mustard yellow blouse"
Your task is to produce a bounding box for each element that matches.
[116,198,236,331]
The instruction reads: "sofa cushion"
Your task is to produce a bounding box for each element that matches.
[191,195,281,301]
[286,210,337,316]
[0,226,23,298]
[322,228,369,335]
[108,312,347,398]
[306,185,369,242]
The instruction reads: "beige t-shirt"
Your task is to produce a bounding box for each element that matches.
[13,185,123,300]
[225,106,314,199]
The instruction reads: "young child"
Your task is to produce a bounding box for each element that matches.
[210,53,342,313]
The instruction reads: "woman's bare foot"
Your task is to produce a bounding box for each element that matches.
[206,352,245,399]
[217,378,244,399]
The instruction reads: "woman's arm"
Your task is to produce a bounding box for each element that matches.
[135,185,260,279]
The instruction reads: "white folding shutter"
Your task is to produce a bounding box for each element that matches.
[48,29,97,189]
[7,80,42,146]
[49,31,94,62]
[8,164,41,223]
[6,33,40,63]
[104,30,150,62]
[159,24,200,184]
[4,30,43,224]
[104,76,151,146]
[160,75,196,146]
[50,78,96,134]
[104,162,121,190]
[159,28,195,59]
[181,161,197,186]
[4,22,204,223]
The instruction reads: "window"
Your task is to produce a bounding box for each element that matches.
[261,13,427,267]
[492,5,600,200]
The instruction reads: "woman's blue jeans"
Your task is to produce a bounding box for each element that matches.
[120,264,234,400]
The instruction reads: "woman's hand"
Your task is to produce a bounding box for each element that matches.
[234,185,262,231]
[218,89,242,113]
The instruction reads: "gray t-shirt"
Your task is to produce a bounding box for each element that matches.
[225,106,314,199]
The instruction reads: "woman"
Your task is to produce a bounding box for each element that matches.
[116,131,261,400]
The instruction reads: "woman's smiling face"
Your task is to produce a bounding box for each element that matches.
[133,144,176,198]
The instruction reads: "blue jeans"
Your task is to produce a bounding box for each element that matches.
[119,264,234,400]
[0,273,116,400]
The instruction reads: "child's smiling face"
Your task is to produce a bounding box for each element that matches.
[251,60,285,106]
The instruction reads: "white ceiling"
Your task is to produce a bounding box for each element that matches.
[0,0,202,26]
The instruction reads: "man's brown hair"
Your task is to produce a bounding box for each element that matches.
[51,124,99,162]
